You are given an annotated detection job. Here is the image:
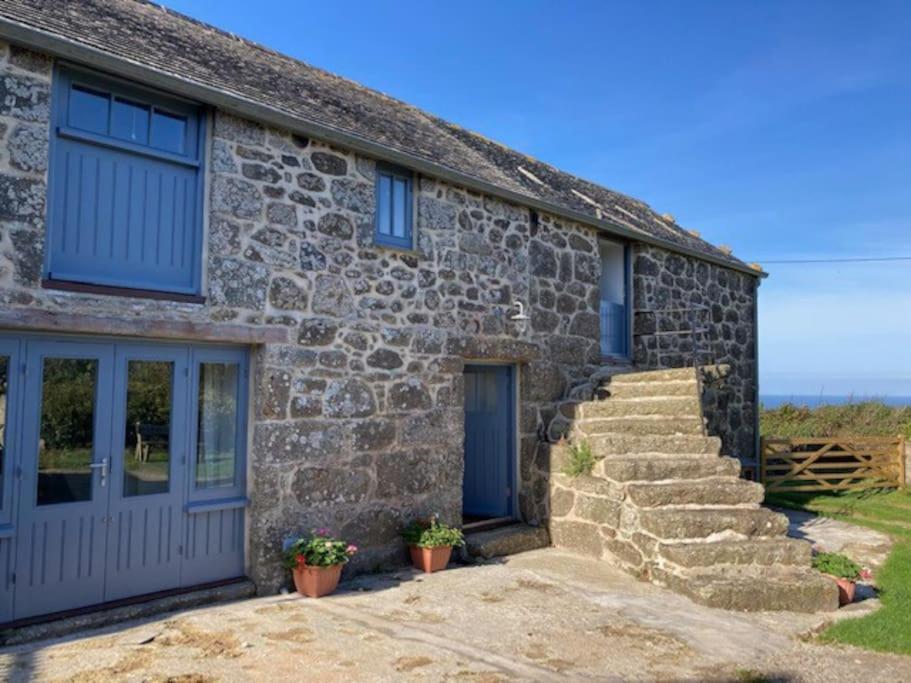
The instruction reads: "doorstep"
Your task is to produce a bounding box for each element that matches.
[463,523,550,560]
[0,578,256,647]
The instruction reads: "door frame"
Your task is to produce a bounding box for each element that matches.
[0,331,251,622]
[462,362,519,522]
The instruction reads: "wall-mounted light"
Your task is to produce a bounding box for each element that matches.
[509,301,530,334]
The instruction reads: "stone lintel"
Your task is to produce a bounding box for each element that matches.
[0,309,289,345]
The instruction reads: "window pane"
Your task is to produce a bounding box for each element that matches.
[151,110,187,154]
[69,85,110,134]
[0,357,7,509]
[111,98,150,145]
[196,362,239,489]
[123,361,172,497]
[377,174,392,237]
[38,358,97,505]
[392,177,407,238]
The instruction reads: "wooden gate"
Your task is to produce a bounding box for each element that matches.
[761,436,906,492]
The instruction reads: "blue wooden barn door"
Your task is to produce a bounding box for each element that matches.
[14,340,115,620]
[103,343,188,602]
[463,365,514,519]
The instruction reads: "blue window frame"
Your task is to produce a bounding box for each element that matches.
[374,163,413,249]
[46,65,206,295]
[599,240,631,358]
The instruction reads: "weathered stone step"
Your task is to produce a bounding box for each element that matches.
[597,455,741,482]
[652,565,839,613]
[638,507,789,540]
[574,396,702,420]
[601,367,698,384]
[575,415,704,436]
[587,433,722,457]
[463,524,550,560]
[627,477,765,508]
[604,378,699,399]
[658,538,812,568]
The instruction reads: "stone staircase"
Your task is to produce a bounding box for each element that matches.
[546,366,838,613]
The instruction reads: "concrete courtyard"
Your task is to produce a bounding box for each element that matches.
[0,548,908,682]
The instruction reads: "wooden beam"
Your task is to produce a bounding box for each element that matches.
[0,309,289,345]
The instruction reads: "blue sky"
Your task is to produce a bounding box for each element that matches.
[165,0,911,398]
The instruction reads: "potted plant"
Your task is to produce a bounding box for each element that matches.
[812,551,861,606]
[283,529,357,598]
[402,515,465,573]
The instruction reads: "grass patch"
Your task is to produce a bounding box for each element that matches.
[562,440,595,477]
[766,488,911,655]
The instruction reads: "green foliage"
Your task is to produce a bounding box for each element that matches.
[283,529,357,568]
[766,489,911,654]
[820,542,911,655]
[402,516,464,548]
[812,551,861,580]
[735,670,772,683]
[39,359,97,450]
[760,400,911,439]
[562,440,595,477]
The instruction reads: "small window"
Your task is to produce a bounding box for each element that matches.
[375,164,413,249]
[151,109,187,154]
[111,98,150,144]
[195,362,240,490]
[69,85,110,134]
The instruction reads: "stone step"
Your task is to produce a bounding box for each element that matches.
[604,379,699,399]
[597,455,742,482]
[626,477,765,508]
[638,507,789,541]
[575,416,704,437]
[601,367,698,384]
[658,538,812,568]
[587,433,722,457]
[574,396,703,420]
[652,565,839,613]
[463,523,550,560]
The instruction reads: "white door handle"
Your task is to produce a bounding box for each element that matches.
[89,457,109,487]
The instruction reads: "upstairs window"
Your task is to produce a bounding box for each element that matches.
[374,163,413,249]
[47,65,205,296]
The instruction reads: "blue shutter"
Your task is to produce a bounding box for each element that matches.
[374,164,413,249]
[47,66,204,295]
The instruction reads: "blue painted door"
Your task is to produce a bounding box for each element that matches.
[7,337,247,622]
[14,340,115,619]
[104,344,189,602]
[463,365,514,519]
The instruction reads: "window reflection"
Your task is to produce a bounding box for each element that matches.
[38,358,97,505]
[196,363,239,489]
[123,361,172,497]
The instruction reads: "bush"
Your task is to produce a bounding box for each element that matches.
[562,440,595,477]
[812,551,861,580]
[761,401,911,439]
[402,516,464,548]
[283,529,357,568]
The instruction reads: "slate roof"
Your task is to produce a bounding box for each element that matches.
[0,0,761,276]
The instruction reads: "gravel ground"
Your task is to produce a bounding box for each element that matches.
[0,548,908,682]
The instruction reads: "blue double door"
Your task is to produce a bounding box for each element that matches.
[463,365,515,519]
[0,336,247,622]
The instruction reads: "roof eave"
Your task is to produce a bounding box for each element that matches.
[0,16,768,279]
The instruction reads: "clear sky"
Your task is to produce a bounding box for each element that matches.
[164,0,911,398]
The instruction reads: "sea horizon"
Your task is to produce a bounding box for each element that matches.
[760,394,911,409]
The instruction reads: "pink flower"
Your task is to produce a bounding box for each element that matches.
[346,544,358,555]
[860,568,873,580]
[315,528,331,537]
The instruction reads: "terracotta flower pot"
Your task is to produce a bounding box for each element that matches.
[409,545,452,573]
[830,576,857,606]
[293,563,344,598]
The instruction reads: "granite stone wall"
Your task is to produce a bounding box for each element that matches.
[632,245,759,463]
[0,41,760,592]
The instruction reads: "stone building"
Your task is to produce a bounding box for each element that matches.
[0,1,796,623]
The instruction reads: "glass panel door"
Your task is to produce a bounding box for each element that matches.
[14,341,114,620]
[104,345,188,601]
